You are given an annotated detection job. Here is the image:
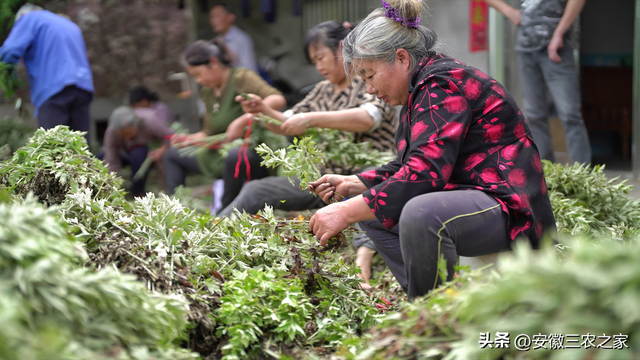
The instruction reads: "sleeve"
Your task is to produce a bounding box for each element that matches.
[0,17,35,64]
[361,75,472,229]
[137,109,174,143]
[153,102,176,124]
[235,68,282,99]
[288,81,325,114]
[356,159,403,188]
[103,127,123,173]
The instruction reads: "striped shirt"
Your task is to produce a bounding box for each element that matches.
[287,78,397,174]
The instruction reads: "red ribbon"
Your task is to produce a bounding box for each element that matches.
[234,116,252,181]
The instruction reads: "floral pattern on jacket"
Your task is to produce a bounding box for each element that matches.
[356,52,556,248]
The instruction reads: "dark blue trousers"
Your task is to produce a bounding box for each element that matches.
[38,85,93,142]
[97,146,149,197]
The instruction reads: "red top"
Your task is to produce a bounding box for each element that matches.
[357,52,556,247]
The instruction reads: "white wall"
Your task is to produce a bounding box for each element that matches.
[425,0,490,74]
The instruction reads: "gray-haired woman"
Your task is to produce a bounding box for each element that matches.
[309,0,556,299]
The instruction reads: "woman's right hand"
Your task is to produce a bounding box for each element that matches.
[235,93,265,114]
[308,175,366,204]
[171,131,207,147]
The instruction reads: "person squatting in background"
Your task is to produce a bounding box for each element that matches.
[218,21,398,288]
[0,4,94,140]
[103,106,173,197]
[308,0,557,299]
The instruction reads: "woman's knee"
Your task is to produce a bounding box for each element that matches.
[399,194,441,232]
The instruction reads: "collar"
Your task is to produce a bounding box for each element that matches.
[408,50,438,93]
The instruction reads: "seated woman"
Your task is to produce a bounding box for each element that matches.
[309,0,557,299]
[163,38,286,199]
[103,106,173,197]
[218,21,397,288]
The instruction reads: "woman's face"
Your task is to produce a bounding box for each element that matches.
[117,126,138,140]
[308,44,346,85]
[187,59,224,89]
[355,49,412,106]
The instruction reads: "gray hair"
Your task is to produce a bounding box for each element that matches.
[15,4,43,22]
[342,8,438,78]
[181,39,232,68]
[108,106,141,130]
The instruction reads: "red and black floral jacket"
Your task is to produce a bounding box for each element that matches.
[356,52,556,248]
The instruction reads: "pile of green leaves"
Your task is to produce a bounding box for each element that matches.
[58,186,381,358]
[0,62,20,98]
[0,125,122,204]
[0,116,34,153]
[0,195,197,359]
[311,128,395,171]
[448,238,639,359]
[338,268,483,360]
[543,160,640,240]
[7,123,382,360]
[256,129,395,193]
[341,236,640,359]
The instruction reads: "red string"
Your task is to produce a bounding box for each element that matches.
[234,116,253,181]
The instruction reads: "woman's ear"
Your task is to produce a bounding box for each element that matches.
[209,56,220,67]
[396,48,411,72]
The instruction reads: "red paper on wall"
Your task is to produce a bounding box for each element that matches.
[470,0,488,52]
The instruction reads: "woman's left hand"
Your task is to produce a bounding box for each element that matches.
[225,114,252,141]
[280,114,310,136]
[309,202,352,246]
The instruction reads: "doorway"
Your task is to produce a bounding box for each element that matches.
[580,0,635,171]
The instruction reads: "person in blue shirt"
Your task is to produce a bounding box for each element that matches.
[0,4,94,138]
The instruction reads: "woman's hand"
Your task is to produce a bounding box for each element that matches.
[280,114,310,136]
[235,93,264,114]
[308,174,366,204]
[225,114,252,141]
[171,131,207,147]
[309,202,352,246]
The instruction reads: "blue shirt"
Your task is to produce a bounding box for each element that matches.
[0,11,94,112]
[220,26,258,73]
